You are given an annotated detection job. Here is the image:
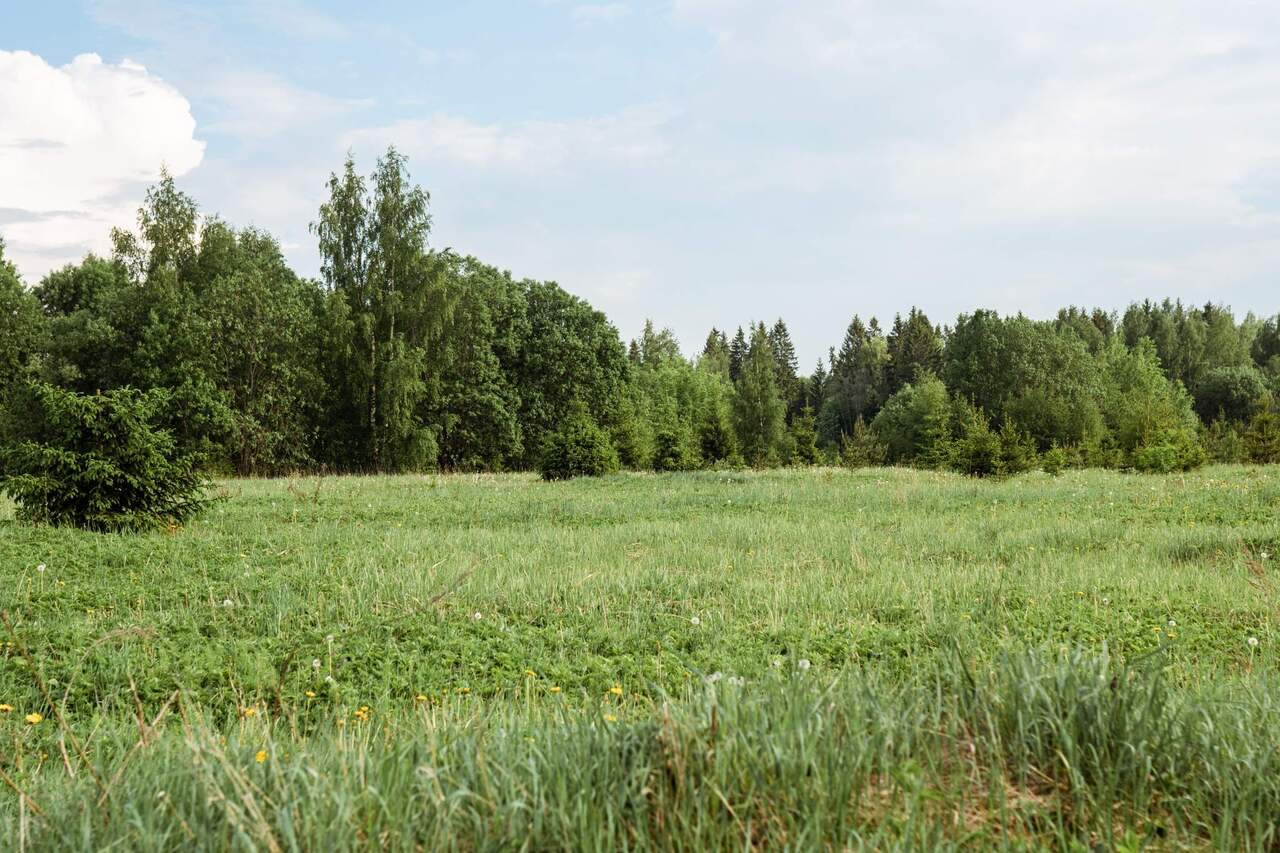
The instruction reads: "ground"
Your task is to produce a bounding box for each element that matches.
[1,466,1278,848]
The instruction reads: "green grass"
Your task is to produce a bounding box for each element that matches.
[2,466,1279,848]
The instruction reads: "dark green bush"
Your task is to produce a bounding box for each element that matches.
[0,382,210,531]
[840,417,886,468]
[539,408,619,481]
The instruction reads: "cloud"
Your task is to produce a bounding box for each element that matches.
[572,3,631,24]
[342,105,674,175]
[203,70,374,139]
[0,50,204,281]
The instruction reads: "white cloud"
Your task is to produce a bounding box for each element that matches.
[572,3,631,24]
[203,70,374,139]
[342,105,673,174]
[0,50,204,280]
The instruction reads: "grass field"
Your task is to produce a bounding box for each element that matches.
[2,466,1279,849]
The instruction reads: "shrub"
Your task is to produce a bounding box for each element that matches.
[652,424,696,472]
[1133,427,1205,474]
[1245,398,1280,464]
[945,399,1001,477]
[996,417,1037,475]
[840,417,886,468]
[1041,445,1068,476]
[539,408,619,481]
[0,382,210,531]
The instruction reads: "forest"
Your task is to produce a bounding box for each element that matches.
[2,146,1279,480]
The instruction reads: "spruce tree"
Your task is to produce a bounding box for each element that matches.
[732,324,785,466]
[886,307,942,395]
[728,326,747,383]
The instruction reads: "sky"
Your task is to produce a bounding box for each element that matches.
[3,1,1280,366]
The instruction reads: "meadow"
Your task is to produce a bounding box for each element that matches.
[1,466,1279,849]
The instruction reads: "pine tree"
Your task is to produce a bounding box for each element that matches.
[886,307,942,395]
[818,315,888,446]
[728,326,747,383]
[701,328,730,378]
[768,318,800,419]
[732,324,785,466]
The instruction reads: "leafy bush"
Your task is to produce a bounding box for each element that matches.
[539,407,619,481]
[0,382,210,531]
[871,373,951,465]
[1133,428,1205,474]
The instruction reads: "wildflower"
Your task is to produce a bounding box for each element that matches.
[524,669,537,678]
[312,658,322,669]
[0,704,11,713]
[255,750,267,764]
[690,616,701,626]
[325,635,335,644]
[222,599,234,608]
[457,687,470,694]
[305,691,317,699]
[415,694,428,702]
[609,684,623,696]
[241,707,257,718]
[798,659,812,671]
[1168,619,1177,628]
[324,675,335,684]
[1101,597,1110,606]
[549,686,562,693]
[25,712,42,725]
[1248,636,1260,648]
[36,564,45,573]
[472,612,483,621]
[603,713,618,723]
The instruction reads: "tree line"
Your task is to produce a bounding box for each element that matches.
[2,146,1278,479]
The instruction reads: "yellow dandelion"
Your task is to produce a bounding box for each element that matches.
[457,687,470,694]
[0,704,12,713]
[549,686,562,694]
[608,685,623,696]
[241,707,257,718]
[415,693,428,702]
[255,750,267,764]
[305,691,317,699]
[524,669,537,678]
[25,712,43,725]
[603,713,618,722]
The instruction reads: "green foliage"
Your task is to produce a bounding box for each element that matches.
[0,238,44,394]
[840,416,886,467]
[539,407,619,480]
[732,324,786,466]
[787,406,820,465]
[1041,444,1068,476]
[1194,364,1268,423]
[945,398,1001,477]
[0,383,209,530]
[1133,427,1206,474]
[871,373,951,464]
[1245,399,1280,463]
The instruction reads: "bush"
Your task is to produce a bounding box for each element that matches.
[946,399,1001,477]
[1133,427,1205,474]
[1245,399,1280,463]
[840,417,886,468]
[0,383,210,531]
[996,417,1037,475]
[539,408,619,481]
[1041,445,1068,476]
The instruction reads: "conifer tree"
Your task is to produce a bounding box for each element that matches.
[732,324,785,465]
[728,326,747,383]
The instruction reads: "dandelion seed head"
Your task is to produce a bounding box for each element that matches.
[690,616,700,626]
[798,659,812,671]
[312,658,321,669]
[36,564,45,573]
[1248,636,1260,648]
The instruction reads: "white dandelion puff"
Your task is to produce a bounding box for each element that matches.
[36,564,46,573]
[797,659,812,671]
[690,616,701,626]
[1248,636,1259,648]
[312,658,322,669]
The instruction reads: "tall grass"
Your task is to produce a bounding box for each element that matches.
[4,649,1280,850]
[2,466,1278,848]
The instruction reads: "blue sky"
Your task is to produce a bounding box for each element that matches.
[3,1,1280,365]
